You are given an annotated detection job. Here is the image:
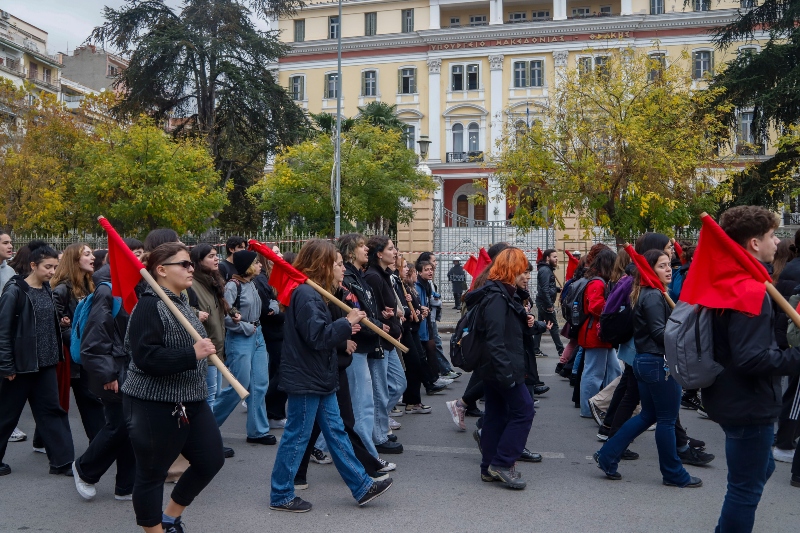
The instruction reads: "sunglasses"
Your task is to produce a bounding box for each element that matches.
[162,261,194,269]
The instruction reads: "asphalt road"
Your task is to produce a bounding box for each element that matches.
[1,335,798,533]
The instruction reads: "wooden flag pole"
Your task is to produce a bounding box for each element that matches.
[623,242,675,309]
[140,268,250,400]
[304,278,409,353]
[399,281,420,323]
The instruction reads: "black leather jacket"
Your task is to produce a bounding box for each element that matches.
[536,263,558,309]
[342,263,383,357]
[632,287,670,355]
[362,264,402,351]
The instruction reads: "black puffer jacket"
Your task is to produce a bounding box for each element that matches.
[632,287,670,355]
[280,284,352,395]
[80,267,130,402]
[342,263,382,357]
[362,264,402,350]
[535,262,558,309]
[0,276,61,376]
[465,280,531,389]
[705,292,800,426]
[774,258,800,348]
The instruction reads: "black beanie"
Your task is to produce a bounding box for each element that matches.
[232,250,257,277]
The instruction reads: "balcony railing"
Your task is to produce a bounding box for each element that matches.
[0,58,22,76]
[784,213,800,226]
[446,151,484,163]
[62,94,85,103]
[27,71,59,91]
[569,12,615,19]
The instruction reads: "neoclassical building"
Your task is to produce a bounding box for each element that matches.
[271,0,769,229]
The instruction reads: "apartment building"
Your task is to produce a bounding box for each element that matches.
[60,45,128,93]
[0,9,61,95]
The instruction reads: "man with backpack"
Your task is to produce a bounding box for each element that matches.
[534,249,563,358]
[703,206,800,531]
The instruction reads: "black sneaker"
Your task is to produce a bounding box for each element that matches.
[687,437,706,451]
[589,400,606,427]
[697,407,709,419]
[465,407,484,417]
[294,476,308,490]
[681,394,702,410]
[487,464,526,489]
[223,447,235,458]
[162,518,186,533]
[791,475,800,488]
[664,476,703,488]
[358,477,393,506]
[49,462,73,476]
[246,435,277,445]
[375,441,403,454]
[533,384,550,395]
[555,363,564,374]
[270,496,312,513]
[386,434,397,442]
[621,449,639,460]
[473,428,482,453]
[678,446,715,466]
[593,452,622,480]
[0,463,10,476]
[310,447,332,464]
[534,351,548,358]
[597,425,611,442]
[519,448,543,463]
[425,383,447,395]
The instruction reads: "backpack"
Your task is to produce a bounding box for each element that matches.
[599,276,634,345]
[568,277,602,330]
[664,301,723,389]
[786,294,800,348]
[70,282,122,364]
[450,299,487,372]
[560,278,575,322]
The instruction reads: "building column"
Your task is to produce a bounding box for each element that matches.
[553,0,567,20]
[553,50,569,90]
[621,0,633,15]
[490,0,504,25]
[427,58,442,164]
[430,0,440,29]
[488,54,506,222]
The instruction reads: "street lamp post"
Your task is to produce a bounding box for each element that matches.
[334,0,343,238]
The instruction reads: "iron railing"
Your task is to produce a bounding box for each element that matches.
[446,151,484,163]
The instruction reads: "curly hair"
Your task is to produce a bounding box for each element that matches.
[719,206,779,248]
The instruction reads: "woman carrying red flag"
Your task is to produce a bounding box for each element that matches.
[593,249,701,488]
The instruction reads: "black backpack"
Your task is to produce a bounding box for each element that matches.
[450,300,487,372]
[599,279,634,345]
[568,277,603,330]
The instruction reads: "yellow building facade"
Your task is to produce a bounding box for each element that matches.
[0,10,61,96]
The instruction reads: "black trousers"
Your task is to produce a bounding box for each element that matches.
[532,305,565,356]
[33,367,105,448]
[0,366,74,468]
[76,399,136,495]
[124,395,224,528]
[462,371,485,409]
[775,374,800,450]
[297,367,383,479]
[402,330,438,405]
[264,339,287,420]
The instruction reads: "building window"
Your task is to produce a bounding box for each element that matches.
[365,12,377,36]
[452,123,464,153]
[329,16,340,39]
[530,61,543,87]
[600,5,612,14]
[693,50,713,79]
[648,53,666,81]
[578,56,608,76]
[398,67,417,94]
[651,0,665,14]
[402,9,414,33]
[107,64,119,77]
[532,10,550,19]
[578,57,593,75]
[739,112,755,145]
[457,195,469,219]
[466,64,479,90]
[594,56,609,77]
[513,62,527,88]
[325,73,339,98]
[468,122,480,152]
[509,12,527,23]
[740,0,755,7]
[289,75,305,101]
[452,65,464,91]
[513,61,544,87]
[572,7,591,17]
[693,0,710,10]
[450,17,461,27]
[452,64,479,91]
[294,19,305,42]
[362,70,377,96]
[404,125,416,150]
[469,15,487,26]
[739,46,758,63]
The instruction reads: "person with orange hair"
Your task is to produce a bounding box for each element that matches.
[462,247,537,490]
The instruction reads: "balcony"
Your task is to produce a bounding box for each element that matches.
[0,57,23,78]
[446,151,484,163]
[27,71,60,92]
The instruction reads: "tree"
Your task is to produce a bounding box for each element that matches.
[89,0,309,230]
[249,122,437,235]
[708,0,800,210]
[356,101,407,132]
[493,49,729,242]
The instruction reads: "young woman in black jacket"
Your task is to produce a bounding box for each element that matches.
[464,247,536,490]
[123,243,223,533]
[269,239,392,513]
[594,249,700,488]
[0,241,74,476]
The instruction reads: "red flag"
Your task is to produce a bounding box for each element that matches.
[537,248,544,262]
[679,215,771,315]
[625,245,665,291]
[248,240,308,306]
[565,250,580,280]
[467,248,492,290]
[673,240,687,265]
[463,255,478,277]
[97,217,144,313]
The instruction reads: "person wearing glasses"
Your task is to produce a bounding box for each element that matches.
[122,242,223,533]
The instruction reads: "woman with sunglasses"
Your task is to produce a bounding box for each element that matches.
[122,243,223,533]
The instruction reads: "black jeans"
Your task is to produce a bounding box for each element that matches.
[775,374,800,450]
[480,381,534,471]
[33,367,105,448]
[533,305,564,355]
[402,330,438,404]
[462,371,484,409]
[75,399,136,495]
[264,339,287,420]
[0,366,74,468]
[607,365,640,435]
[124,395,224,528]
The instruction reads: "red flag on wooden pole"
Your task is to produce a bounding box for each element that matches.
[97,217,144,313]
[248,240,309,306]
[565,250,580,280]
[537,248,544,262]
[625,244,667,291]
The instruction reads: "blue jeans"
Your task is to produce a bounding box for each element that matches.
[213,327,270,438]
[595,353,690,486]
[715,424,775,533]
[579,347,621,417]
[368,348,407,445]
[270,393,373,507]
[572,347,584,375]
[205,365,221,407]
[431,321,453,374]
[346,353,378,457]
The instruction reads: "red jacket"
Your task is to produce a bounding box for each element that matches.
[579,279,611,349]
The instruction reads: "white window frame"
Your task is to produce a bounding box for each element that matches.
[738,110,756,146]
[398,66,417,94]
[651,0,665,14]
[467,122,480,152]
[469,14,487,26]
[577,54,608,75]
[449,16,461,27]
[329,16,340,40]
[693,0,710,10]
[450,62,481,92]
[289,74,306,101]
[324,71,339,99]
[692,48,714,79]
[647,52,666,81]
[531,10,551,19]
[452,122,464,153]
[600,5,612,14]
[403,124,416,151]
[512,59,545,88]
[361,69,378,97]
[571,7,591,17]
[402,9,414,33]
[294,19,305,42]
[508,12,527,23]
[365,12,377,36]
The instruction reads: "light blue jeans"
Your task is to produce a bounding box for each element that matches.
[432,321,454,374]
[346,352,378,457]
[580,347,621,417]
[368,348,407,445]
[205,365,222,407]
[270,393,372,507]
[213,327,270,438]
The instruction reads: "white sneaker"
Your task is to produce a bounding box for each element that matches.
[445,400,466,431]
[647,424,656,431]
[269,418,287,429]
[32,446,46,454]
[390,407,404,417]
[378,458,396,472]
[388,417,401,430]
[773,447,795,463]
[72,462,96,501]
[241,400,248,411]
[114,493,133,501]
[8,428,26,442]
[433,377,453,387]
